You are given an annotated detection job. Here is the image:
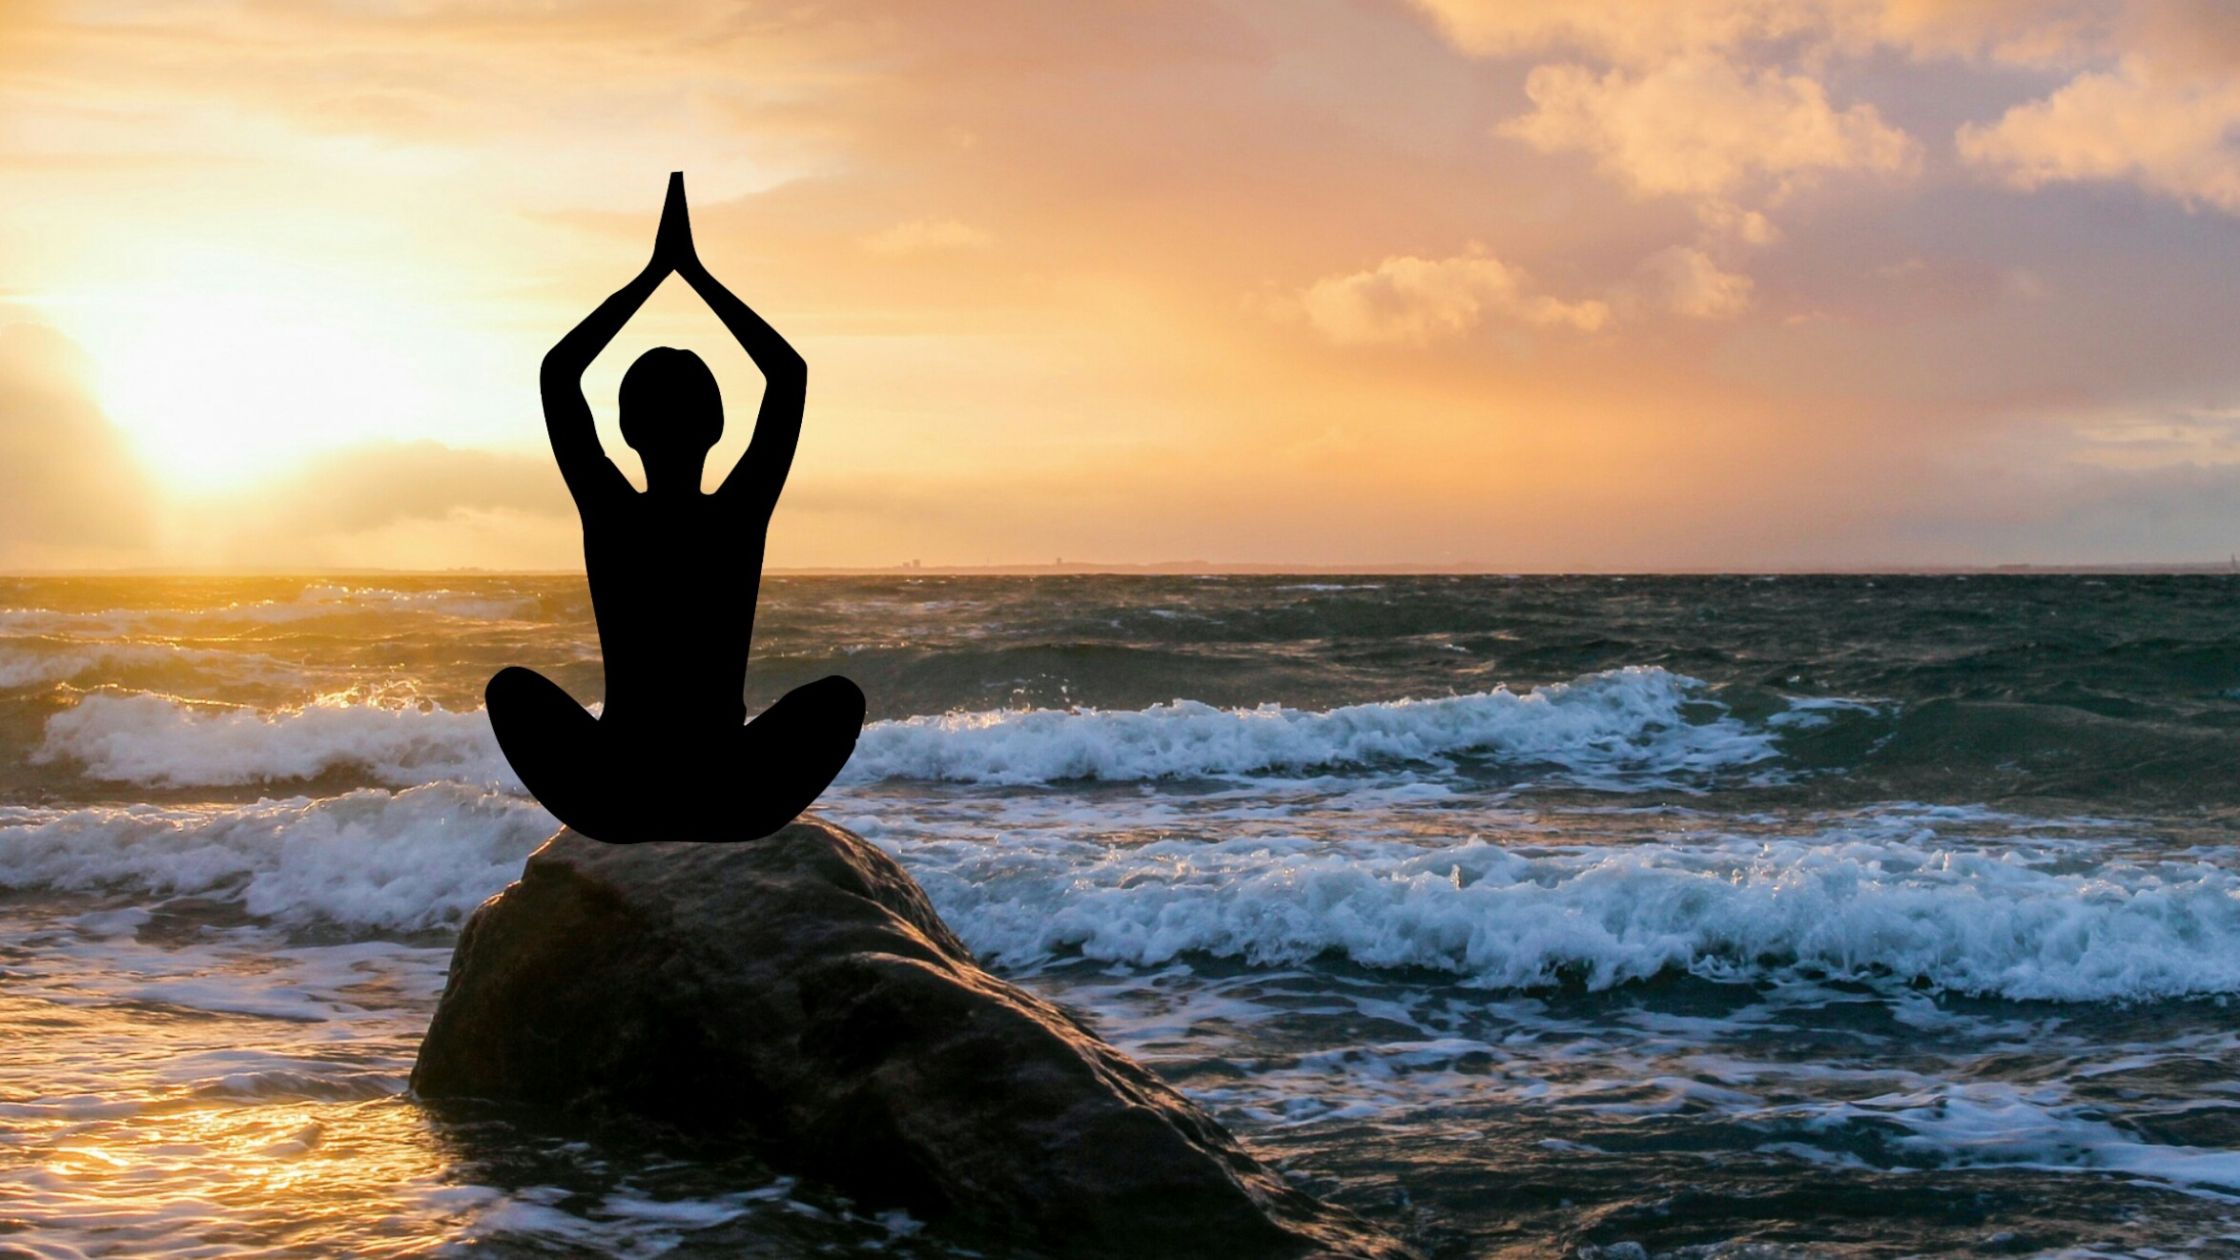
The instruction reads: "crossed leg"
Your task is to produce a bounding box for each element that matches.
[728,674,866,839]
[486,666,866,845]
[485,665,617,836]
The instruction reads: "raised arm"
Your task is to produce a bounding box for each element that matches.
[539,177,700,503]
[663,177,807,514]
[540,259,664,504]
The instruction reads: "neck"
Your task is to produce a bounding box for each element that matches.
[643,462,704,496]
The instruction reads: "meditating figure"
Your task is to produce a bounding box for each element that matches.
[487,172,864,844]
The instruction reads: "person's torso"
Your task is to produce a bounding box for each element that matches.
[581,491,764,738]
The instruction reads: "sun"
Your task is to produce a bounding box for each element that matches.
[46,246,514,491]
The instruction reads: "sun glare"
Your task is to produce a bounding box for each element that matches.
[49,248,507,490]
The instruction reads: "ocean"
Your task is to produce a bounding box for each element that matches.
[3,573,2238,1257]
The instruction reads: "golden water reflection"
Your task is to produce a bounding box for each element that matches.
[0,902,907,1257]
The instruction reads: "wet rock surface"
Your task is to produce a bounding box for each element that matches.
[411,817,1413,1258]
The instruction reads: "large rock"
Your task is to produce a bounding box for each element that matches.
[412,817,1412,1259]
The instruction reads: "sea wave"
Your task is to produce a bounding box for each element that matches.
[0,642,182,689]
[870,821,2240,1003]
[35,691,518,790]
[0,583,536,636]
[7,768,2237,1002]
[0,639,297,691]
[34,667,1798,792]
[0,785,553,930]
[843,667,1784,787]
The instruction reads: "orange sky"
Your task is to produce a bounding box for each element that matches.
[6,0,2240,570]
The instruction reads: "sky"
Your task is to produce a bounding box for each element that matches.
[5,0,2240,571]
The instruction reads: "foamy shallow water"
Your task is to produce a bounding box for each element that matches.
[5,574,2240,1256]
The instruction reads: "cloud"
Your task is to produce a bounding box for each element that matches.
[1631,247,1756,319]
[167,441,579,571]
[237,505,581,572]
[1405,0,2110,68]
[1894,456,2240,563]
[1405,0,1821,66]
[2123,0,2240,75]
[0,322,157,566]
[1416,2,2240,220]
[1956,61,2240,213]
[1298,249,1612,345]
[2066,405,2240,468]
[1694,201,1779,245]
[1298,242,1754,340]
[1499,56,1918,206]
[860,219,996,255]
[241,440,570,536]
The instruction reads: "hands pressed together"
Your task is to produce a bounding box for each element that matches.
[650,172,707,284]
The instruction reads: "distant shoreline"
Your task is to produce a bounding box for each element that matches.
[6,562,2238,578]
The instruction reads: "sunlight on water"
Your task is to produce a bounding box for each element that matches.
[0,905,922,1256]
[0,916,460,1256]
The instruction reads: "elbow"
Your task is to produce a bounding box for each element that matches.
[767,351,806,387]
[539,350,579,388]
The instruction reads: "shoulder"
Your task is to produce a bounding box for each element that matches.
[565,457,638,508]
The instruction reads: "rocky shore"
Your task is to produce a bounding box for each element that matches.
[411,818,1413,1258]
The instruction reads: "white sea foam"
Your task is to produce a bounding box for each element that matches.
[1801,1081,2240,1191]
[844,666,1781,787]
[867,822,2240,1003]
[31,674,2240,1005]
[4,760,2239,1004]
[0,785,552,930]
[36,692,518,790]
[33,667,1782,792]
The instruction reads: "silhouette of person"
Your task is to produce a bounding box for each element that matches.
[487,173,865,844]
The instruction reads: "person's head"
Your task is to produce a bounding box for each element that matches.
[619,347,722,489]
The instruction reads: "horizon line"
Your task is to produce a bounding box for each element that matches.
[7,559,2239,579]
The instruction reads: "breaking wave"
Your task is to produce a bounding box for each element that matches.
[0,785,553,931]
[884,821,2240,1003]
[35,667,1799,792]
[35,692,518,790]
[844,667,1788,787]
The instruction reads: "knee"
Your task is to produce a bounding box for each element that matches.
[487,667,580,734]
[802,674,866,731]
[485,665,542,711]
